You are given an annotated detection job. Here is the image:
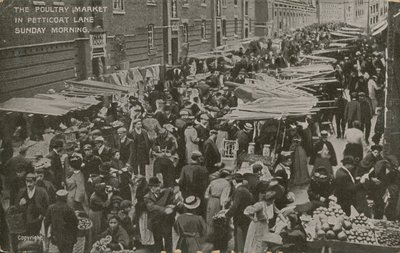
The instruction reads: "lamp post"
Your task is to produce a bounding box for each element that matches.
[367,0,371,33]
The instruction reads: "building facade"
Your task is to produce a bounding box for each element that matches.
[0,0,258,100]
[350,0,388,29]
[317,0,347,24]
[255,0,317,38]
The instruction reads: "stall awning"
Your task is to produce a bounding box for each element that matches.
[0,98,75,116]
[372,20,388,36]
[66,79,131,93]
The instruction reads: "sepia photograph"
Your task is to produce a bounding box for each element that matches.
[0,0,399,252]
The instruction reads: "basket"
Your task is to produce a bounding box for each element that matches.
[6,205,26,234]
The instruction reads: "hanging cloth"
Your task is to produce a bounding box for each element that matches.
[117,70,129,87]
[151,64,160,80]
[129,67,144,84]
[110,73,122,86]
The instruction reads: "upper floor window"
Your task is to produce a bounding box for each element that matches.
[183,0,189,6]
[113,0,125,13]
[234,0,238,6]
[245,1,249,16]
[171,0,178,18]
[234,18,238,35]
[216,0,222,16]
[148,24,154,49]
[201,20,206,40]
[182,23,189,43]
[147,0,156,6]
[222,19,227,37]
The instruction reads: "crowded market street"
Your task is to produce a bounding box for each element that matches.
[1,1,400,253]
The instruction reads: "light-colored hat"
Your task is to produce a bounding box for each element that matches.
[244,123,253,130]
[94,136,105,142]
[56,189,68,197]
[184,196,201,210]
[320,130,329,136]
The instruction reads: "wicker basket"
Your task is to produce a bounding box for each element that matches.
[6,206,26,234]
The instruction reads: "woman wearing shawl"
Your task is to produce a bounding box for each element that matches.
[290,135,310,186]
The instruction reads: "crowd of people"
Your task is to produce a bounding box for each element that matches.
[0,23,398,253]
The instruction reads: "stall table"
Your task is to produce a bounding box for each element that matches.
[307,239,400,253]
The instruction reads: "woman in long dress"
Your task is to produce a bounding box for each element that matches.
[290,135,310,186]
[243,185,280,253]
[312,145,334,178]
[204,169,231,234]
[88,183,113,248]
[175,196,207,253]
[184,120,199,163]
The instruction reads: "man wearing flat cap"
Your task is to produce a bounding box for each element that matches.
[334,156,360,216]
[128,119,150,176]
[94,136,112,162]
[224,173,254,253]
[195,113,210,153]
[82,144,102,183]
[203,129,222,174]
[46,140,64,190]
[17,173,49,235]
[344,91,361,128]
[358,92,373,144]
[44,190,78,253]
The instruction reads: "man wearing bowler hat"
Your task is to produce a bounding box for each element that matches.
[235,122,253,158]
[128,119,150,176]
[44,189,78,253]
[203,129,222,173]
[47,140,64,189]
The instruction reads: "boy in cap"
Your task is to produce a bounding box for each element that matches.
[44,189,78,253]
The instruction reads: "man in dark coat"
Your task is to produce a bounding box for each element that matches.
[46,140,64,190]
[235,123,253,158]
[334,156,361,216]
[178,151,208,217]
[195,113,210,153]
[128,119,150,176]
[17,173,49,235]
[81,144,103,182]
[203,130,221,174]
[310,131,337,169]
[358,92,373,144]
[224,174,255,253]
[117,127,133,166]
[344,92,361,128]
[144,177,179,253]
[335,92,348,138]
[44,189,78,253]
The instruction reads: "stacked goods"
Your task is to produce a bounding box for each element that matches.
[344,227,376,244]
[376,230,400,247]
[313,202,347,241]
[373,220,400,230]
[350,213,369,226]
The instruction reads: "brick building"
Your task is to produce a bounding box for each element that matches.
[0,0,259,100]
[350,0,388,29]
[254,0,317,37]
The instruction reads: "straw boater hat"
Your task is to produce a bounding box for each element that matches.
[244,123,253,131]
[184,196,201,210]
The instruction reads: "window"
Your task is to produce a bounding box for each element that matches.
[234,0,238,5]
[113,0,125,13]
[201,0,206,6]
[182,23,189,43]
[234,18,238,35]
[147,0,156,6]
[245,1,249,15]
[222,19,227,37]
[249,18,251,32]
[171,0,178,18]
[222,0,227,7]
[201,20,206,40]
[148,24,154,50]
[216,0,222,16]
[183,0,189,6]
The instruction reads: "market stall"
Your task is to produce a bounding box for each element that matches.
[301,202,400,253]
